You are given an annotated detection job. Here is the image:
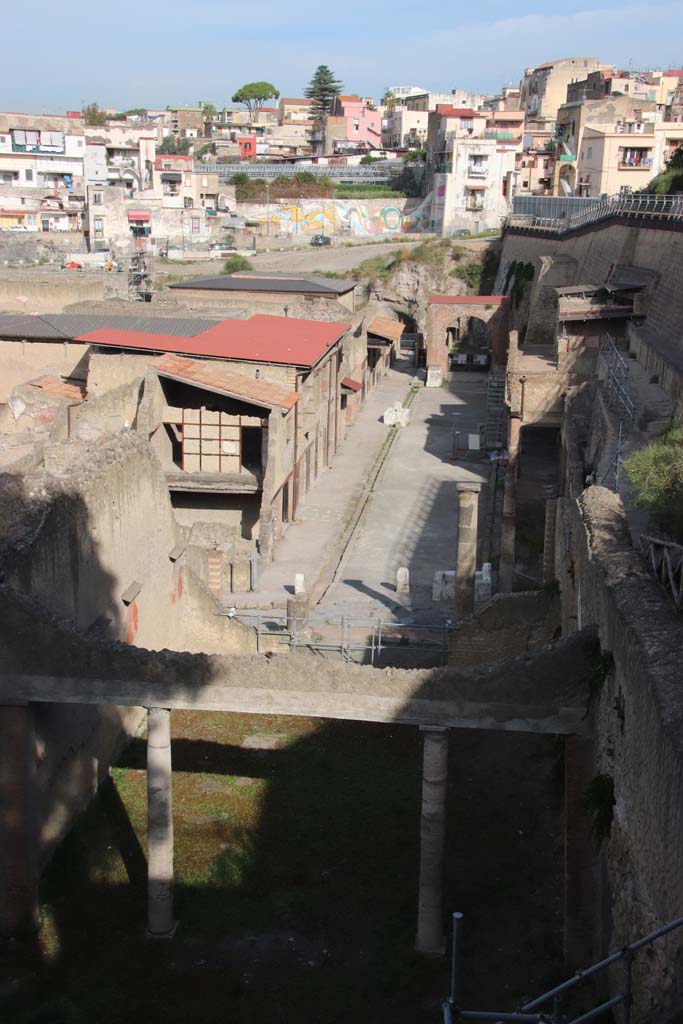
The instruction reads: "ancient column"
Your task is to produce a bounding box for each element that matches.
[0,704,38,935]
[416,726,449,955]
[454,481,482,620]
[508,411,522,478]
[146,706,176,938]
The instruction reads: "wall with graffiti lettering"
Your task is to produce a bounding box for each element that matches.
[236,195,434,237]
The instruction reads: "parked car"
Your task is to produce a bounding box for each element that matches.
[310,234,332,246]
[208,241,237,253]
[158,245,182,258]
[62,261,83,271]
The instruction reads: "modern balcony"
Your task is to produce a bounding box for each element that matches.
[467,165,488,178]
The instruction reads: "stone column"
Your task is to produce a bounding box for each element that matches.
[0,704,38,935]
[146,707,176,938]
[416,727,449,955]
[508,411,522,478]
[564,735,595,968]
[455,481,482,620]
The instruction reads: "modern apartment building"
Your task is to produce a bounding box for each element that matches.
[0,113,87,232]
[426,106,518,234]
[519,58,610,128]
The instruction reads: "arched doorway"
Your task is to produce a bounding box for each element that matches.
[446,315,492,372]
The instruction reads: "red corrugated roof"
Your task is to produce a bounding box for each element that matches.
[156,354,299,410]
[76,314,349,368]
[341,376,362,393]
[428,295,510,305]
[367,316,405,342]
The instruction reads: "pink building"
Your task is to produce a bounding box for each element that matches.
[327,95,382,152]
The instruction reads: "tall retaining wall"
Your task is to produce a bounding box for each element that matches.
[235,195,433,237]
[555,485,683,1021]
[498,223,683,417]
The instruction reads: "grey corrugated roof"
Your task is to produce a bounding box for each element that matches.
[0,313,221,341]
[169,273,355,296]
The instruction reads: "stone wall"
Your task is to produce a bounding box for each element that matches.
[0,432,255,865]
[0,273,106,314]
[499,223,683,418]
[554,486,683,1020]
[453,590,561,666]
[0,338,90,403]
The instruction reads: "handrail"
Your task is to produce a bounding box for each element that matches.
[509,193,683,236]
[443,912,683,1024]
[639,534,683,610]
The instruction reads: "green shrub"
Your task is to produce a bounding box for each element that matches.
[623,426,683,540]
[222,255,252,274]
[451,262,482,289]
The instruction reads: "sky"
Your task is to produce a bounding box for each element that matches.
[5,0,683,113]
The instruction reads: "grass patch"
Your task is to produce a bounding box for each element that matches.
[333,185,406,199]
[624,425,683,540]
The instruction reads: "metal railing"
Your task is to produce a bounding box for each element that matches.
[509,193,683,235]
[223,611,452,664]
[443,911,683,1024]
[598,335,635,423]
[200,162,401,183]
[639,534,683,610]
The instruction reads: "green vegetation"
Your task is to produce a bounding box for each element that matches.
[403,149,427,163]
[231,82,280,122]
[305,65,343,121]
[583,774,615,845]
[641,146,683,195]
[451,262,483,289]
[333,185,406,199]
[109,108,149,121]
[229,172,334,201]
[503,259,535,307]
[624,426,683,540]
[158,135,192,155]
[81,102,107,126]
[222,255,252,274]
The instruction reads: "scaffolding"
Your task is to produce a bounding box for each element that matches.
[128,249,152,302]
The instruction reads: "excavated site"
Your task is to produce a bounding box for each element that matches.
[1,226,683,1024]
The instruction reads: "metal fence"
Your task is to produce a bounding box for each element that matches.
[223,610,452,665]
[510,193,683,234]
[201,162,401,183]
[443,911,683,1024]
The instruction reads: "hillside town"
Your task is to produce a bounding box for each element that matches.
[2,58,683,256]
[2,40,683,1024]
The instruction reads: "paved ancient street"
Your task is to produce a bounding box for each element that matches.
[247,360,488,626]
[320,367,488,623]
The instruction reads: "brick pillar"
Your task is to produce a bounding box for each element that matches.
[416,727,449,955]
[0,704,38,935]
[147,707,176,938]
[455,481,482,620]
[564,735,595,968]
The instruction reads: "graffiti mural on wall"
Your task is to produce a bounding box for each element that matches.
[241,195,433,237]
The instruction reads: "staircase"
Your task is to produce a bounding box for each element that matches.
[484,368,507,450]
